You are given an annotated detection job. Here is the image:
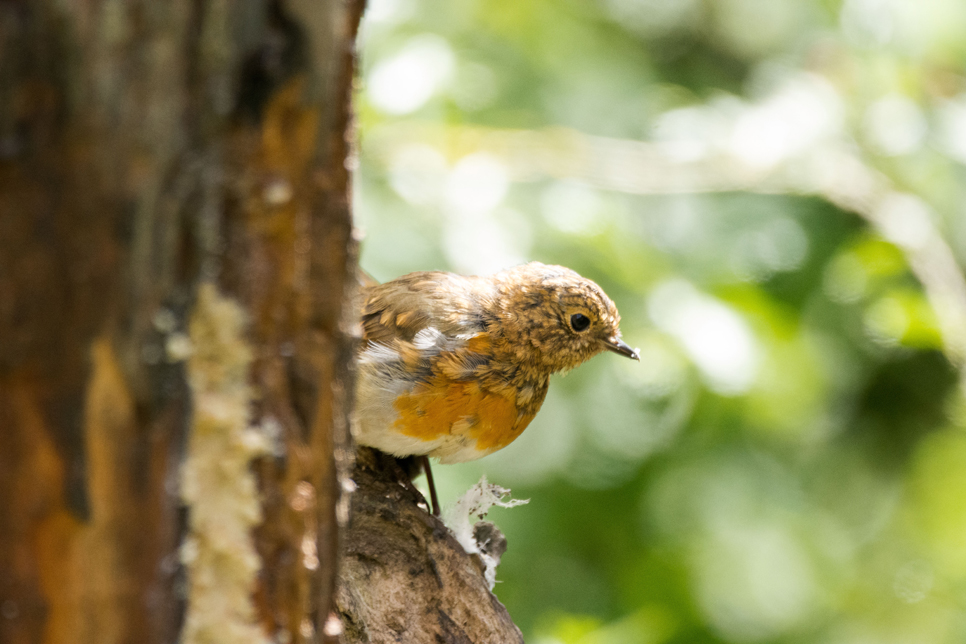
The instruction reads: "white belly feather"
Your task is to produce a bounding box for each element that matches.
[352,327,488,463]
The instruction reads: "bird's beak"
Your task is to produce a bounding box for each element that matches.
[602,336,640,361]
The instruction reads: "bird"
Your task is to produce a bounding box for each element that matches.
[353,262,639,513]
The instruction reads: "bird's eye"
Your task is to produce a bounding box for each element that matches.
[570,313,591,332]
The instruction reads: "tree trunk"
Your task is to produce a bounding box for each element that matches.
[0,1,363,642]
[0,2,522,642]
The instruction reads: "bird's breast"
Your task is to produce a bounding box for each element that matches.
[353,328,546,462]
[390,377,535,462]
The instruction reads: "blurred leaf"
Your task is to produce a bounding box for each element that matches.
[356,0,966,640]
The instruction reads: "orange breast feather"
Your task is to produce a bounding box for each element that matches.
[392,377,534,454]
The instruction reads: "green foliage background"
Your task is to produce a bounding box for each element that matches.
[353,0,966,641]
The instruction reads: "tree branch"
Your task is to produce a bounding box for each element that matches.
[336,449,525,644]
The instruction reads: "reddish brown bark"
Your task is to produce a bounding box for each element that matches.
[0,1,363,642]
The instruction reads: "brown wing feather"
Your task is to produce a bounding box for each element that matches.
[361,270,480,344]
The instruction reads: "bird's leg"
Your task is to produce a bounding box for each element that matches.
[419,455,441,516]
[378,451,438,515]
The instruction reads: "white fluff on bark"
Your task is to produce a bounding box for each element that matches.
[442,476,527,589]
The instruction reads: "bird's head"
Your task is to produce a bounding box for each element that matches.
[489,262,638,374]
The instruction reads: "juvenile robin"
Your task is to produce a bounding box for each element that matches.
[354,261,638,513]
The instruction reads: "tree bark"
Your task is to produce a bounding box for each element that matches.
[0,1,363,642]
[336,449,525,644]
[1,2,522,643]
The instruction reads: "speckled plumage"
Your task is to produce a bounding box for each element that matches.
[354,262,637,464]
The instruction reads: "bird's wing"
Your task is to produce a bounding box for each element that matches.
[360,271,482,344]
[358,271,496,389]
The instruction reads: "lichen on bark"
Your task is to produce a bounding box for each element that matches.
[179,283,272,644]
